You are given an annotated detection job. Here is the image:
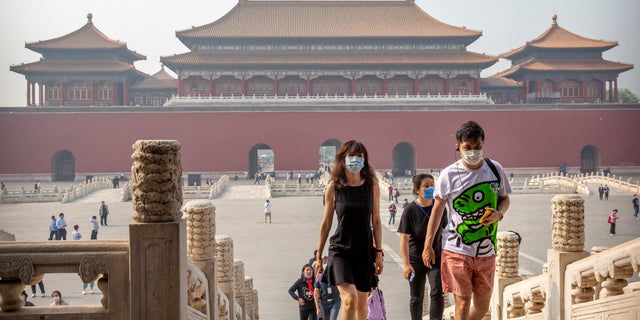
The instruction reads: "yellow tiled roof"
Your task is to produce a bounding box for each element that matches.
[493,58,633,78]
[26,13,145,61]
[501,15,617,59]
[9,59,136,75]
[161,49,497,68]
[131,68,178,89]
[177,1,481,42]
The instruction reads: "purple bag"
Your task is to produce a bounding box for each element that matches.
[367,288,386,320]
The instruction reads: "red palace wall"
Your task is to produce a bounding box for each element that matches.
[0,107,638,175]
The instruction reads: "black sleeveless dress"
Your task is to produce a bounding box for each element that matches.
[325,182,374,292]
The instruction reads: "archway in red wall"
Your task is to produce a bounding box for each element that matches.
[580,145,601,173]
[249,143,274,178]
[51,150,75,181]
[319,138,342,171]
[392,142,415,177]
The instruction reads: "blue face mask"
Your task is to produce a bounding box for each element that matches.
[303,275,312,279]
[423,187,434,200]
[345,156,365,173]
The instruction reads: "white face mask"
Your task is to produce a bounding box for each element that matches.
[462,149,483,165]
[53,296,60,302]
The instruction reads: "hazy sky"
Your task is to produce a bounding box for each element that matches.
[1,0,638,107]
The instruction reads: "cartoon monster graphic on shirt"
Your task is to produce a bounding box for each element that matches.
[451,181,500,254]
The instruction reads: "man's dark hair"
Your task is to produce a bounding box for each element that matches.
[456,121,485,143]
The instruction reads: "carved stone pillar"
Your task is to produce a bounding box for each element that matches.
[183,200,218,318]
[234,260,246,319]
[252,288,259,320]
[548,194,589,320]
[244,277,255,320]
[129,140,187,320]
[494,231,523,319]
[216,235,235,319]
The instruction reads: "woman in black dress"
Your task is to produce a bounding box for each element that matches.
[316,140,383,319]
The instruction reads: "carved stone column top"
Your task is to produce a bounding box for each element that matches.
[131,139,183,223]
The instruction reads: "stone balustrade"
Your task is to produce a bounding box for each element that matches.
[164,92,494,107]
[564,237,640,319]
[0,140,259,320]
[268,178,325,197]
[0,178,112,204]
[0,241,130,319]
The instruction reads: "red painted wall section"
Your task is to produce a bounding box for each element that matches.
[0,109,638,174]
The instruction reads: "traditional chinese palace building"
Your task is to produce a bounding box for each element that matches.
[494,15,633,104]
[161,0,497,98]
[2,1,638,179]
[9,14,150,107]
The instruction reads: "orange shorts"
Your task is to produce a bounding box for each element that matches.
[440,249,495,298]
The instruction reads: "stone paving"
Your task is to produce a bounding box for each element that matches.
[0,180,639,319]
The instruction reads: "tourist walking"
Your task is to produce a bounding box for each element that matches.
[48,215,57,240]
[388,203,397,226]
[316,140,384,319]
[398,173,445,320]
[288,264,317,320]
[632,194,639,219]
[314,256,341,320]
[72,224,82,240]
[598,185,604,200]
[264,199,272,223]
[90,216,99,239]
[30,280,46,298]
[55,213,68,240]
[98,201,109,226]
[608,209,619,235]
[422,121,511,320]
[604,185,610,200]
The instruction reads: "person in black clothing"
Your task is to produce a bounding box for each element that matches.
[397,173,446,320]
[288,264,317,320]
[316,140,383,319]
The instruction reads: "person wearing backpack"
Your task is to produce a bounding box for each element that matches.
[422,121,511,320]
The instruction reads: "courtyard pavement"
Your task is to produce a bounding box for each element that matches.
[0,179,639,319]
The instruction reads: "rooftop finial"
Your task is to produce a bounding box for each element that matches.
[87,13,93,23]
[552,14,558,25]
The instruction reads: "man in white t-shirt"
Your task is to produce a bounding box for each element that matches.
[422,121,511,320]
[264,199,272,223]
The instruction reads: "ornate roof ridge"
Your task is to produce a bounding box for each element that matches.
[501,14,618,59]
[175,0,481,43]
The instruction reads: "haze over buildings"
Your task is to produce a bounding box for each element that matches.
[1,0,638,107]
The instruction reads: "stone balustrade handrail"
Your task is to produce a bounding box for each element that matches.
[0,178,112,204]
[503,274,548,318]
[564,237,640,319]
[0,241,130,319]
[164,92,494,107]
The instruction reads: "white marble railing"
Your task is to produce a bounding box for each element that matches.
[0,241,130,319]
[268,178,325,197]
[564,238,640,319]
[164,92,494,106]
[503,274,548,319]
[577,171,640,194]
[182,175,230,200]
[0,178,112,204]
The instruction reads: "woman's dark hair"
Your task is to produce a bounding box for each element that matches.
[331,140,377,188]
[52,290,62,301]
[412,173,435,196]
[300,264,314,279]
[456,121,485,143]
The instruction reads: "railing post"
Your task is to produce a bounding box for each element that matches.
[184,200,218,319]
[215,235,236,320]
[129,140,187,320]
[548,194,589,320]
[493,232,523,320]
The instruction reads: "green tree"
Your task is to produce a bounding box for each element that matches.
[607,88,639,103]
